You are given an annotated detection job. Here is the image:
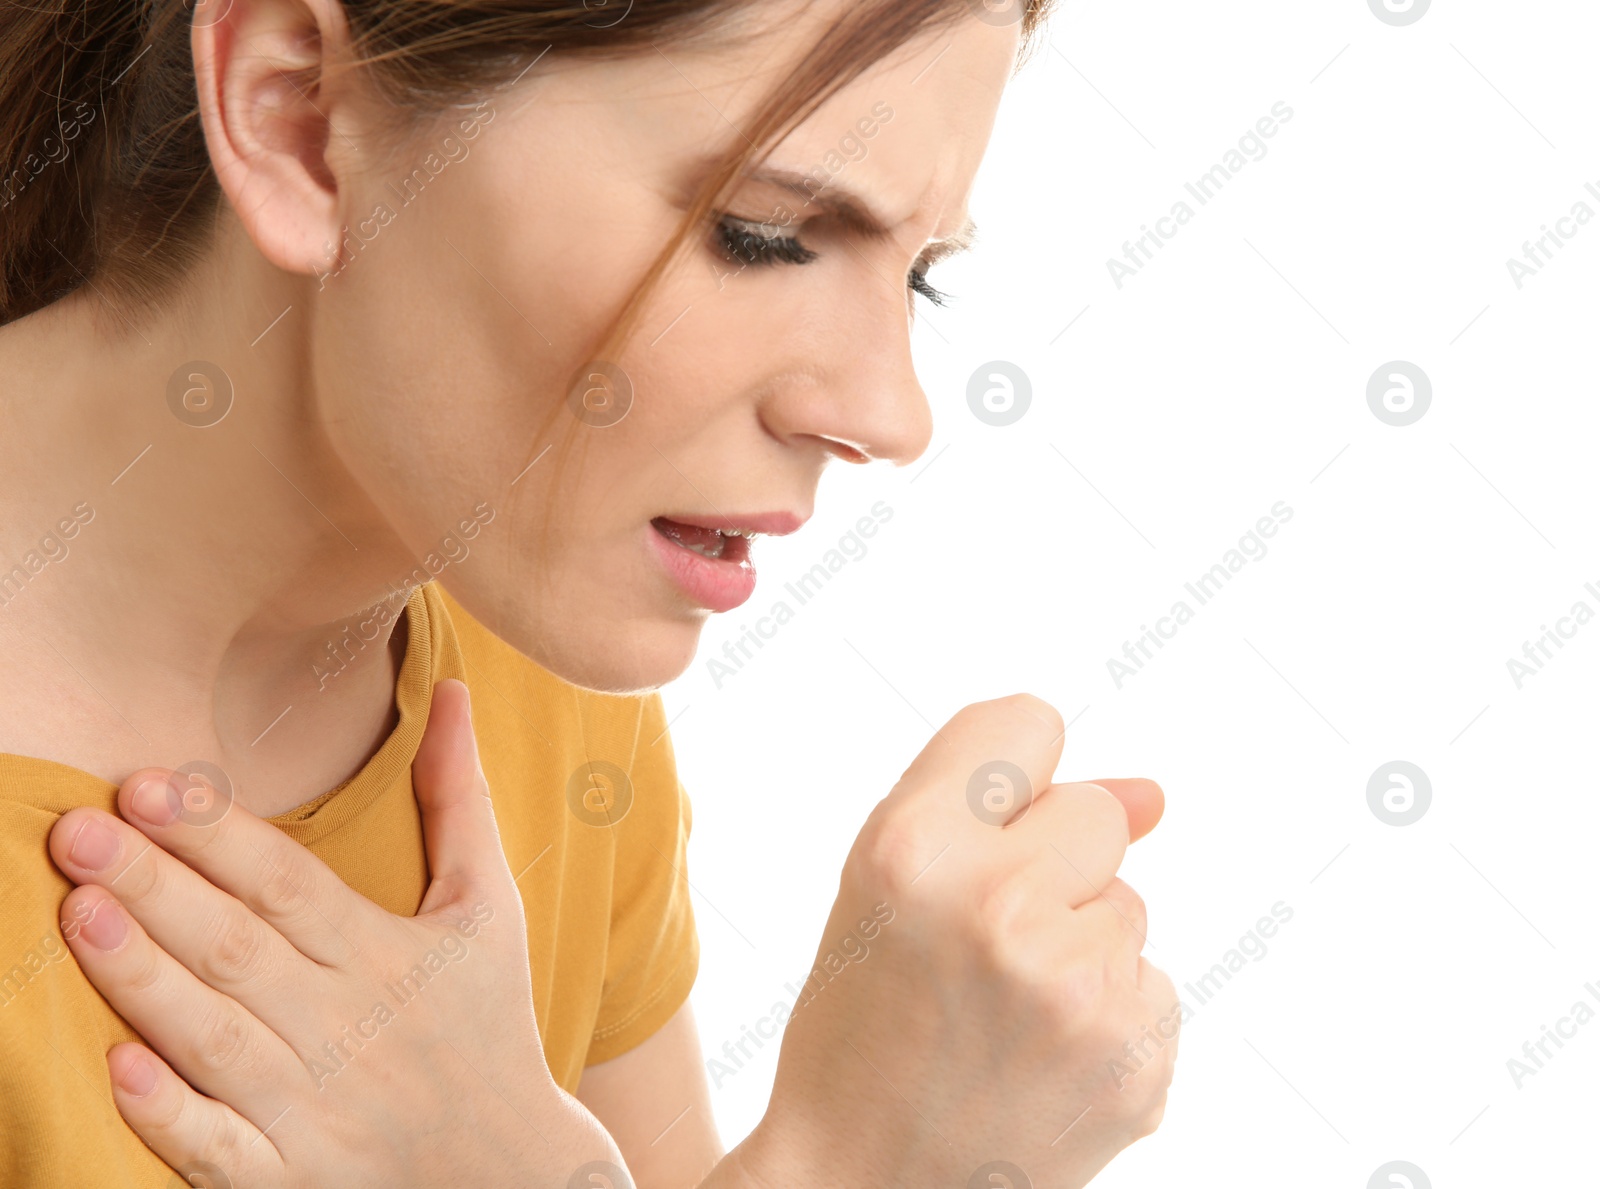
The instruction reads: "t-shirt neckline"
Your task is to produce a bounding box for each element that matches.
[0,584,437,843]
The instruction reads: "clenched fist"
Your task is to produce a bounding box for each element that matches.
[737,694,1178,1189]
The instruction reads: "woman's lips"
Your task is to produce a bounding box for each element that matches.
[647,512,805,613]
[648,517,759,612]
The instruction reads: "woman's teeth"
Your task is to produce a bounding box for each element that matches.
[683,536,725,559]
[652,518,759,560]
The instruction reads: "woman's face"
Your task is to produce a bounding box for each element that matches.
[310,4,1020,693]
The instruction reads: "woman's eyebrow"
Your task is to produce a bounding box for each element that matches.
[740,164,979,257]
[919,216,978,265]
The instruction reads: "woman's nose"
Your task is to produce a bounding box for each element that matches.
[757,279,934,466]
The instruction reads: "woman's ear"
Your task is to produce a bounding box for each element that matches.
[190,0,359,277]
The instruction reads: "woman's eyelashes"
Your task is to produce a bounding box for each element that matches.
[713,214,953,306]
[908,266,951,307]
[716,215,817,266]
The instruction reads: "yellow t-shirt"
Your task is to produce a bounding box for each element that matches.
[0,582,698,1186]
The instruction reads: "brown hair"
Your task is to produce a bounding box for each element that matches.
[0,0,1053,334]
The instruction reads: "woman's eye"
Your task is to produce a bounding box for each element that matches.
[715,216,818,267]
[713,214,954,308]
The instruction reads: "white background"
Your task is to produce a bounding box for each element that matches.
[661,2,1600,1185]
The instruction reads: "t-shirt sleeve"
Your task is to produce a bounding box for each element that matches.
[586,692,700,1065]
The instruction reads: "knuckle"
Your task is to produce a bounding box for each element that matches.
[252,854,310,920]
[483,885,525,936]
[114,845,165,903]
[852,805,939,900]
[204,912,266,984]
[437,877,522,951]
[1097,1007,1181,1113]
[1103,878,1148,932]
[1002,962,1118,1058]
[1152,965,1178,998]
[448,873,502,917]
[146,1081,187,1133]
[970,869,1033,947]
[1135,1089,1169,1137]
[191,1107,250,1180]
[123,936,167,997]
[1104,1086,1153,1131]
[1141,959,1180,1006]
[1037,927,1131,1029]
[985,911,1116,1020]
[193,1005,255,1076]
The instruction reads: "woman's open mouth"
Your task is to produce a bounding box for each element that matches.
[653,518,756,563]
[647,510,805,613]
[648,516,761,612]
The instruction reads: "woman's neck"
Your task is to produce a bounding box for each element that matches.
[0,228,422,815]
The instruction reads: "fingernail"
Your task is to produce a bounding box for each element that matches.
[115,1053,157,1097]
[68,818,121,871]
[130,776,178,827]
[77,899,128,951]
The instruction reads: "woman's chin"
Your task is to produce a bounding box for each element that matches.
[503,614,705,697]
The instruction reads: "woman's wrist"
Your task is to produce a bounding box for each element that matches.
[696,1116,805,1189]
[699,1098,919,1189]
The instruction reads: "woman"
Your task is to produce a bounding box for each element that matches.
[0,0,1178,1185]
